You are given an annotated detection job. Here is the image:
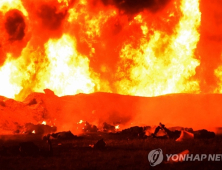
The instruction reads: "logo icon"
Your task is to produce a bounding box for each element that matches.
[148,148,163,166]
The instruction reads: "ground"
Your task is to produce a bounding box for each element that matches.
[0,134,222,170]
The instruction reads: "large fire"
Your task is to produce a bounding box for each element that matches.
[0,0,202,99]
[0,0,222,134]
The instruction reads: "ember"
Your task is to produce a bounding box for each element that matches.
[115,125,120,130]
[41,121,46,125]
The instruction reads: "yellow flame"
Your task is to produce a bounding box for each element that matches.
[0,55,23,99]
[79,0,87,5]
[134,15,143,23]
[0,0,28,16]
[36,34,96,96]
[141,24,148,35]
[0,0,202,100]
[134,15,148,35]
[42,121,46,125]
[0,34,98,100]
[58,0,69,6]
[115,125,120,130]
[214,65,222,93]
[116,0,201,96]
[68,2,116,38]
[32,130,35,134]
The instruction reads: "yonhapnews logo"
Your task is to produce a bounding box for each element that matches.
[148,149,222,166]
[148,148,164,166]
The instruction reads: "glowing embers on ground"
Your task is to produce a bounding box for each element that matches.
[115,0,201,97]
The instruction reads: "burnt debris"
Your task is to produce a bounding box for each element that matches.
[50,131,77,140]
[194,129,215,139]
[94,139,106,149]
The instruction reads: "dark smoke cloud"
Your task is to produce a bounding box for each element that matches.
[0,9,28,66]
[102,0,171,15]
[4,9,26,41]
[11,0,75,99]
[37,4,67,30]
[20,0,74,45]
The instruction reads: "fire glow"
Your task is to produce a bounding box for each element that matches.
[0,0,205,100]
[41,121,46,125]
[1,0,222,134]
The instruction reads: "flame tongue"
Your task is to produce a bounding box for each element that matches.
[36,34,96,96]
[116,0,201,96]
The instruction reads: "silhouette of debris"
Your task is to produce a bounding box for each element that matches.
[94,139,106,149]
[194,129,215,139]
[103,122,115,132]
[51,131,77,140]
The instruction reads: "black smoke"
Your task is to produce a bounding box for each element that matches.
[4,9,26,41]
[37,4,67,30]
[102,0,172,15]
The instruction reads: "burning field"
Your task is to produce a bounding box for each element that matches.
[0,0,222,134]
[1,0,222,169]
[1,90,222,134]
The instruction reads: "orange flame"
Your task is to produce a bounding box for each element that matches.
[0,0,207,100]
[2,0,222,135]
[116,0,201,96]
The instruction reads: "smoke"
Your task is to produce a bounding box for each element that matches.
[0,9,28,66]
[4,9,26,41]
[21,0,72,44]
[37,4,67,31]
[5,0,75,99]
[102,0,172,15]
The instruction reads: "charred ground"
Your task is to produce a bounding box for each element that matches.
[0,133,222,170]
